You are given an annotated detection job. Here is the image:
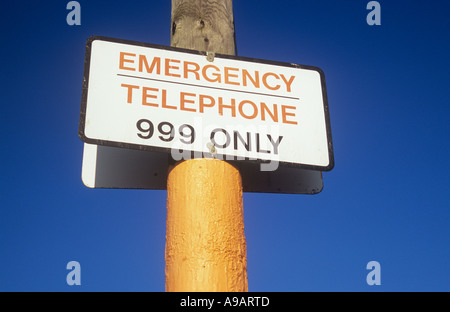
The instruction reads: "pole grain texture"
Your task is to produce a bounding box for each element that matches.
[165,0,248,292]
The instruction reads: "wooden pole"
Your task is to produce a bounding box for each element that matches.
[165,0,248,292]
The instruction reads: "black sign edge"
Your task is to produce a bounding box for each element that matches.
[78,35,335,172]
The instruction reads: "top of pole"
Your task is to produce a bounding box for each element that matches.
[171,0,236,55]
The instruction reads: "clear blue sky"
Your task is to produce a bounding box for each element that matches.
[1,0,449,292]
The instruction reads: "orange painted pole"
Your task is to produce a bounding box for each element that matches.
[165,0,247,292]
[165,159,248,291]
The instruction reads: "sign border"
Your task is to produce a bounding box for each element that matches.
[79,35,334,172]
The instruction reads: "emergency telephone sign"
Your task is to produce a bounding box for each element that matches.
[79,36,334,171]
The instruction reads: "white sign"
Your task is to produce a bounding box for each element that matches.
[79,36,334,171]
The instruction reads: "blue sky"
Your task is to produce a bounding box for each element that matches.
[1,0,449,292]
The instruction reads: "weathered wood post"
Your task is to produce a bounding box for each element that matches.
[165,0,248,292]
